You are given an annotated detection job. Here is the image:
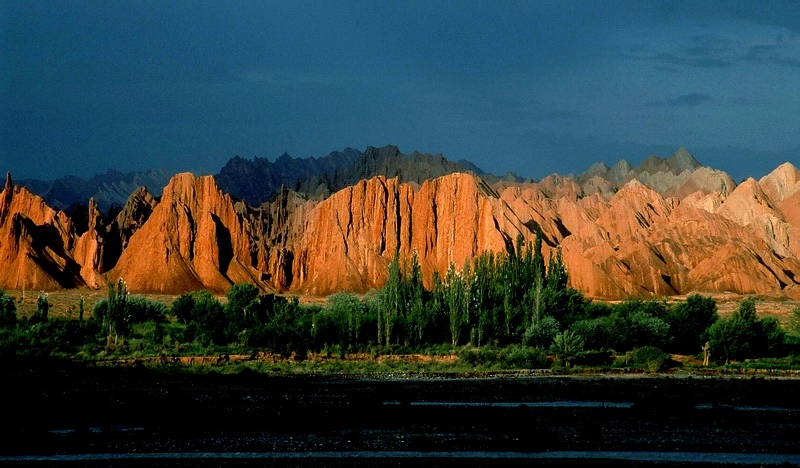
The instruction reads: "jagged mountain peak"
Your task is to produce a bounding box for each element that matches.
[759,162,800,204]
[585,162,610,175]
[610,160,633,180]
[15,168,172,212]
[636,147,701,175]
[215,148,361,205]
[362,144,401,160]
[577,148,716,199]
[668,147,701,173]
[293,145,487,201]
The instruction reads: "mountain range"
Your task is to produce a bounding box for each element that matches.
[16,145,493,211]
[2,147,799,300]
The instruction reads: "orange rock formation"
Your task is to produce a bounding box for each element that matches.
[2,161,800,300]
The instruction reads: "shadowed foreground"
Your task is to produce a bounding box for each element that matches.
[1,361,799,466]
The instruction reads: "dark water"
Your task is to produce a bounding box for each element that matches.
[4,369,800,464]
[385,400,635,408]
[3,451,799,464]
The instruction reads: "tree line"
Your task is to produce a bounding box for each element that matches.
[0,231,798,367]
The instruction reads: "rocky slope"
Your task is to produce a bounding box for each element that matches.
[1,151,799,299]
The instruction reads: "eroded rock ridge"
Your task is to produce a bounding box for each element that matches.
[2,148,799,299]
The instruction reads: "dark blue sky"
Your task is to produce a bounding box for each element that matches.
[2,0,799,181]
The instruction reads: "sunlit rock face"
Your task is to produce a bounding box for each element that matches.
[2,158,800,299]
[108,173,269,294]
[0,172,82,290]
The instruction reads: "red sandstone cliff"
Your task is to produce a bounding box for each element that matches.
[108,173,269,293]
[0,172,83,290]
[1,161,800,299]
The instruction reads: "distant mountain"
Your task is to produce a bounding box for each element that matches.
[297,145,491,197]
[12,145,492,211]
[576,147,735,198]
[216,145,493,205]
[16,169,172,211]
[214,148,361,206]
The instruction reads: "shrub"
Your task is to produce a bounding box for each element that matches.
[459,346,499,367]
[550,330,584,367]
[1,319,100,357]
[570,316,614,351]
[631,346,670,373]
[626,311,671,349]
[126,297,167,323]
[498,345,550,369]
[572,349,613,367]
[522,316,560,348]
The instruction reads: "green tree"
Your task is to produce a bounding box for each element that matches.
[380,255,404,345]
[407,250,427,345]
[470,252,496,346]
[325,292,366,350]
[171,292,198,324]
[788,306,800,336]
[445,262,467,346]
[528,270,545,331]
[626,310,671,349]
[570,316,614,351]
[532,227,546,287]
[172,290,219,324]
[105,279,130,345]
[31,292,50,323]
[757,317,785,357]
[545,247,568,292]
[708,298,760,363]
[429,270,447,345]
[542,286,588,329]
[666,294,718,354]
[550,329,584,368]
[0,291,16,329]
[225,283,262,327]
[502,286,515,340]
[126,296,167,323]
